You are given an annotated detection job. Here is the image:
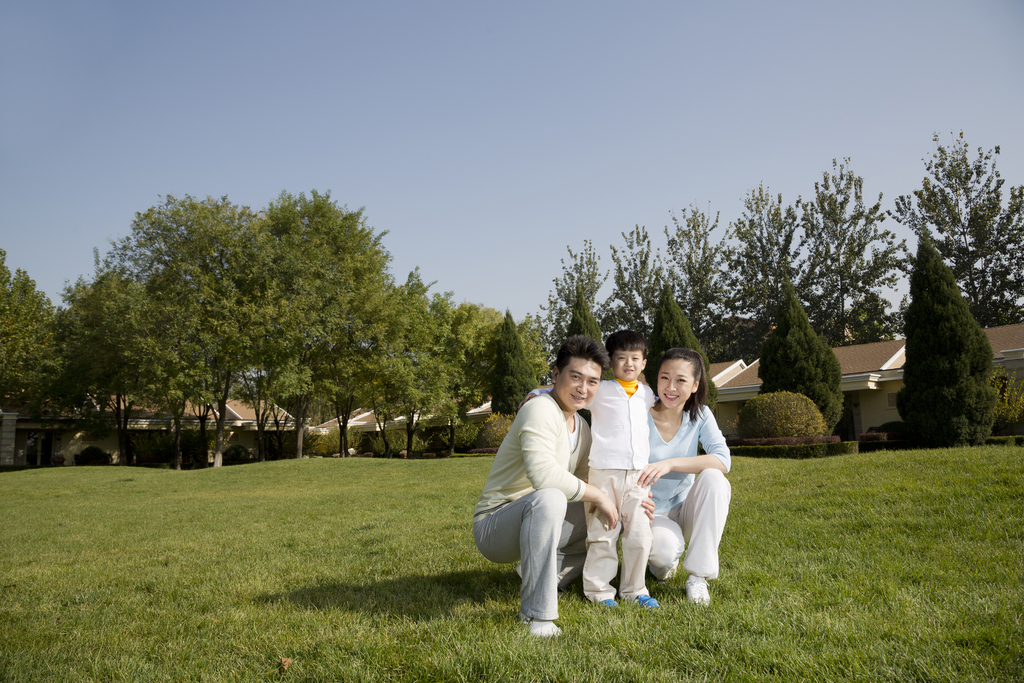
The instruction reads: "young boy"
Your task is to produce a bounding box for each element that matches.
[531,330,659,608]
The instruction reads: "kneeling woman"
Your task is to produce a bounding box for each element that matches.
[638,347,732,606]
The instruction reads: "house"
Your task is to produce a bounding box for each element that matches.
[0,400,294,467]
[711,323,1024,439]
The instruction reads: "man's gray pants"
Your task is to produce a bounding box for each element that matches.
[473,489,588,621]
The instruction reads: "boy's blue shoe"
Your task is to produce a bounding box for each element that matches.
[630,595,660,609]
[598,599,619,608]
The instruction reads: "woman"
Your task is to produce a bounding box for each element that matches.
[638,347,732,606]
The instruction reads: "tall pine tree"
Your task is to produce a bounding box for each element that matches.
[645,284,717,408]
[758,280,843,432]
[897,237,996,446]
[565,284,602,343]
[490,310,539,415]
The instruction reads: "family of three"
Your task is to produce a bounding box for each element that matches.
[472,332,732,637]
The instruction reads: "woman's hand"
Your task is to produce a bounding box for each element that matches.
[638,460,675,488]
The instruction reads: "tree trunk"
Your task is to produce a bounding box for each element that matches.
[172,415,182,471]
[196,409,209,468]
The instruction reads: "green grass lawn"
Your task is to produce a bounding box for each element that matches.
[1,447,1022,682]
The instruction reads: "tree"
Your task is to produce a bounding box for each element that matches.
[644,284,717,408]
[565,285,602,343]
[539,240,608,361]
[490,311,538,416]
[663,206,730,361]
[799,159,905,346]
[263,190,391,459]
[890,132,1024,327]
[112,194,259,467]
[897,237,996,446]
[53,270,151,465]
[0,250,54,410]
[604,225,665,338]
[436,302,503,456]
[758,280,843,433]
[722,185,803,362]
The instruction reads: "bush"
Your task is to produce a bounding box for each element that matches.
[76,446,110,466]
[302,429,333,456]
[858,440,917,453]
[222,444,253,464]
[738,391,828,439]
[479,413,514,448]
[868,421,909,435]
[859,432,903,442]
[729,440,857,459]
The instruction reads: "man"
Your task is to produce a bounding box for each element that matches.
[472,335,619,638]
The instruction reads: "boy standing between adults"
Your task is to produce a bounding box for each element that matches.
[472,335,621,638]
[530,330,659,609]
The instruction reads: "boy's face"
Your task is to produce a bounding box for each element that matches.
[610,349,647,382]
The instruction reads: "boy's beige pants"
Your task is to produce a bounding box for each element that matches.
[583,468,652,602]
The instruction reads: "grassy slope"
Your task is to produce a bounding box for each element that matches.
[0,448,1021,682]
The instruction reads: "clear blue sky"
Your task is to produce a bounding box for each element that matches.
[3,0,1022,320]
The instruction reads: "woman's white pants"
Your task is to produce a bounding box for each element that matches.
[648,468,731,580]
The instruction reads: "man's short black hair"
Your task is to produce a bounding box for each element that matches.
[554,335,611,373]
[605,329,648,358]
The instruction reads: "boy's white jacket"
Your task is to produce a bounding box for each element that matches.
[535,380,656,470]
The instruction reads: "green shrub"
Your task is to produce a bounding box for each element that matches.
[479,413,514,448]
[76,446,110,466]
[437,422,481,452]
[985,435,1024,447]
[222,444,252,464]
[729,440,857,459]
[738,391,828,439]
[857,440,917,453]
[868,421,909,436]
[302,429,333,456]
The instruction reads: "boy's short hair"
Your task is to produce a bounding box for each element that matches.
[605,330,648,358]
[554,335,611,373]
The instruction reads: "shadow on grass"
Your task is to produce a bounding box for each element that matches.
[259,567,519,620]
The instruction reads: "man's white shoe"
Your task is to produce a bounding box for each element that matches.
[685,575,710,606]
[521,617,562,638]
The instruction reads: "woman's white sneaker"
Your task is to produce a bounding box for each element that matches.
[685,575,710,606]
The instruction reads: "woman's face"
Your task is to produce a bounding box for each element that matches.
[657,358,700,410]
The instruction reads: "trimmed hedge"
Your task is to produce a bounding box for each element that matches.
[729,440,858,459]
[727,435,839,447]
[856,440,917,453]
[985,435,1024,447]
[859,432,903,442]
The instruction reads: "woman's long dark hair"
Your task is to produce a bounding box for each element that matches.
[657,347,707,423]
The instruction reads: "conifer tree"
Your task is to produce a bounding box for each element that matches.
[565,285,602,343]
[490,311,538,415]
[645,284,717,408]
[758,280,843,432]
[897,237,996,446]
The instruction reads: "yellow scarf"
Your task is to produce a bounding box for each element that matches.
[615,378,638,397]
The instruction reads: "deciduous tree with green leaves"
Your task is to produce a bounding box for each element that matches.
[0,250,54,411]
[539,240,608,361]
[799,159,905,346]
[644,284,717,409]
[663,206,729,361]
[897,237,996,446]
[566,284,602,343]
[722,185,802,363]
[604,225,665,339]
[890,132,1024,327]
[758,280,843,433]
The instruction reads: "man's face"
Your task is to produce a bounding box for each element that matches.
[550,357,604,416]
[610,349,647,382]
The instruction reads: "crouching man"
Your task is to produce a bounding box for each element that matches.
[472,335,620,638]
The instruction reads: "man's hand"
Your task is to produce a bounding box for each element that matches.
[589,496,620,530]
